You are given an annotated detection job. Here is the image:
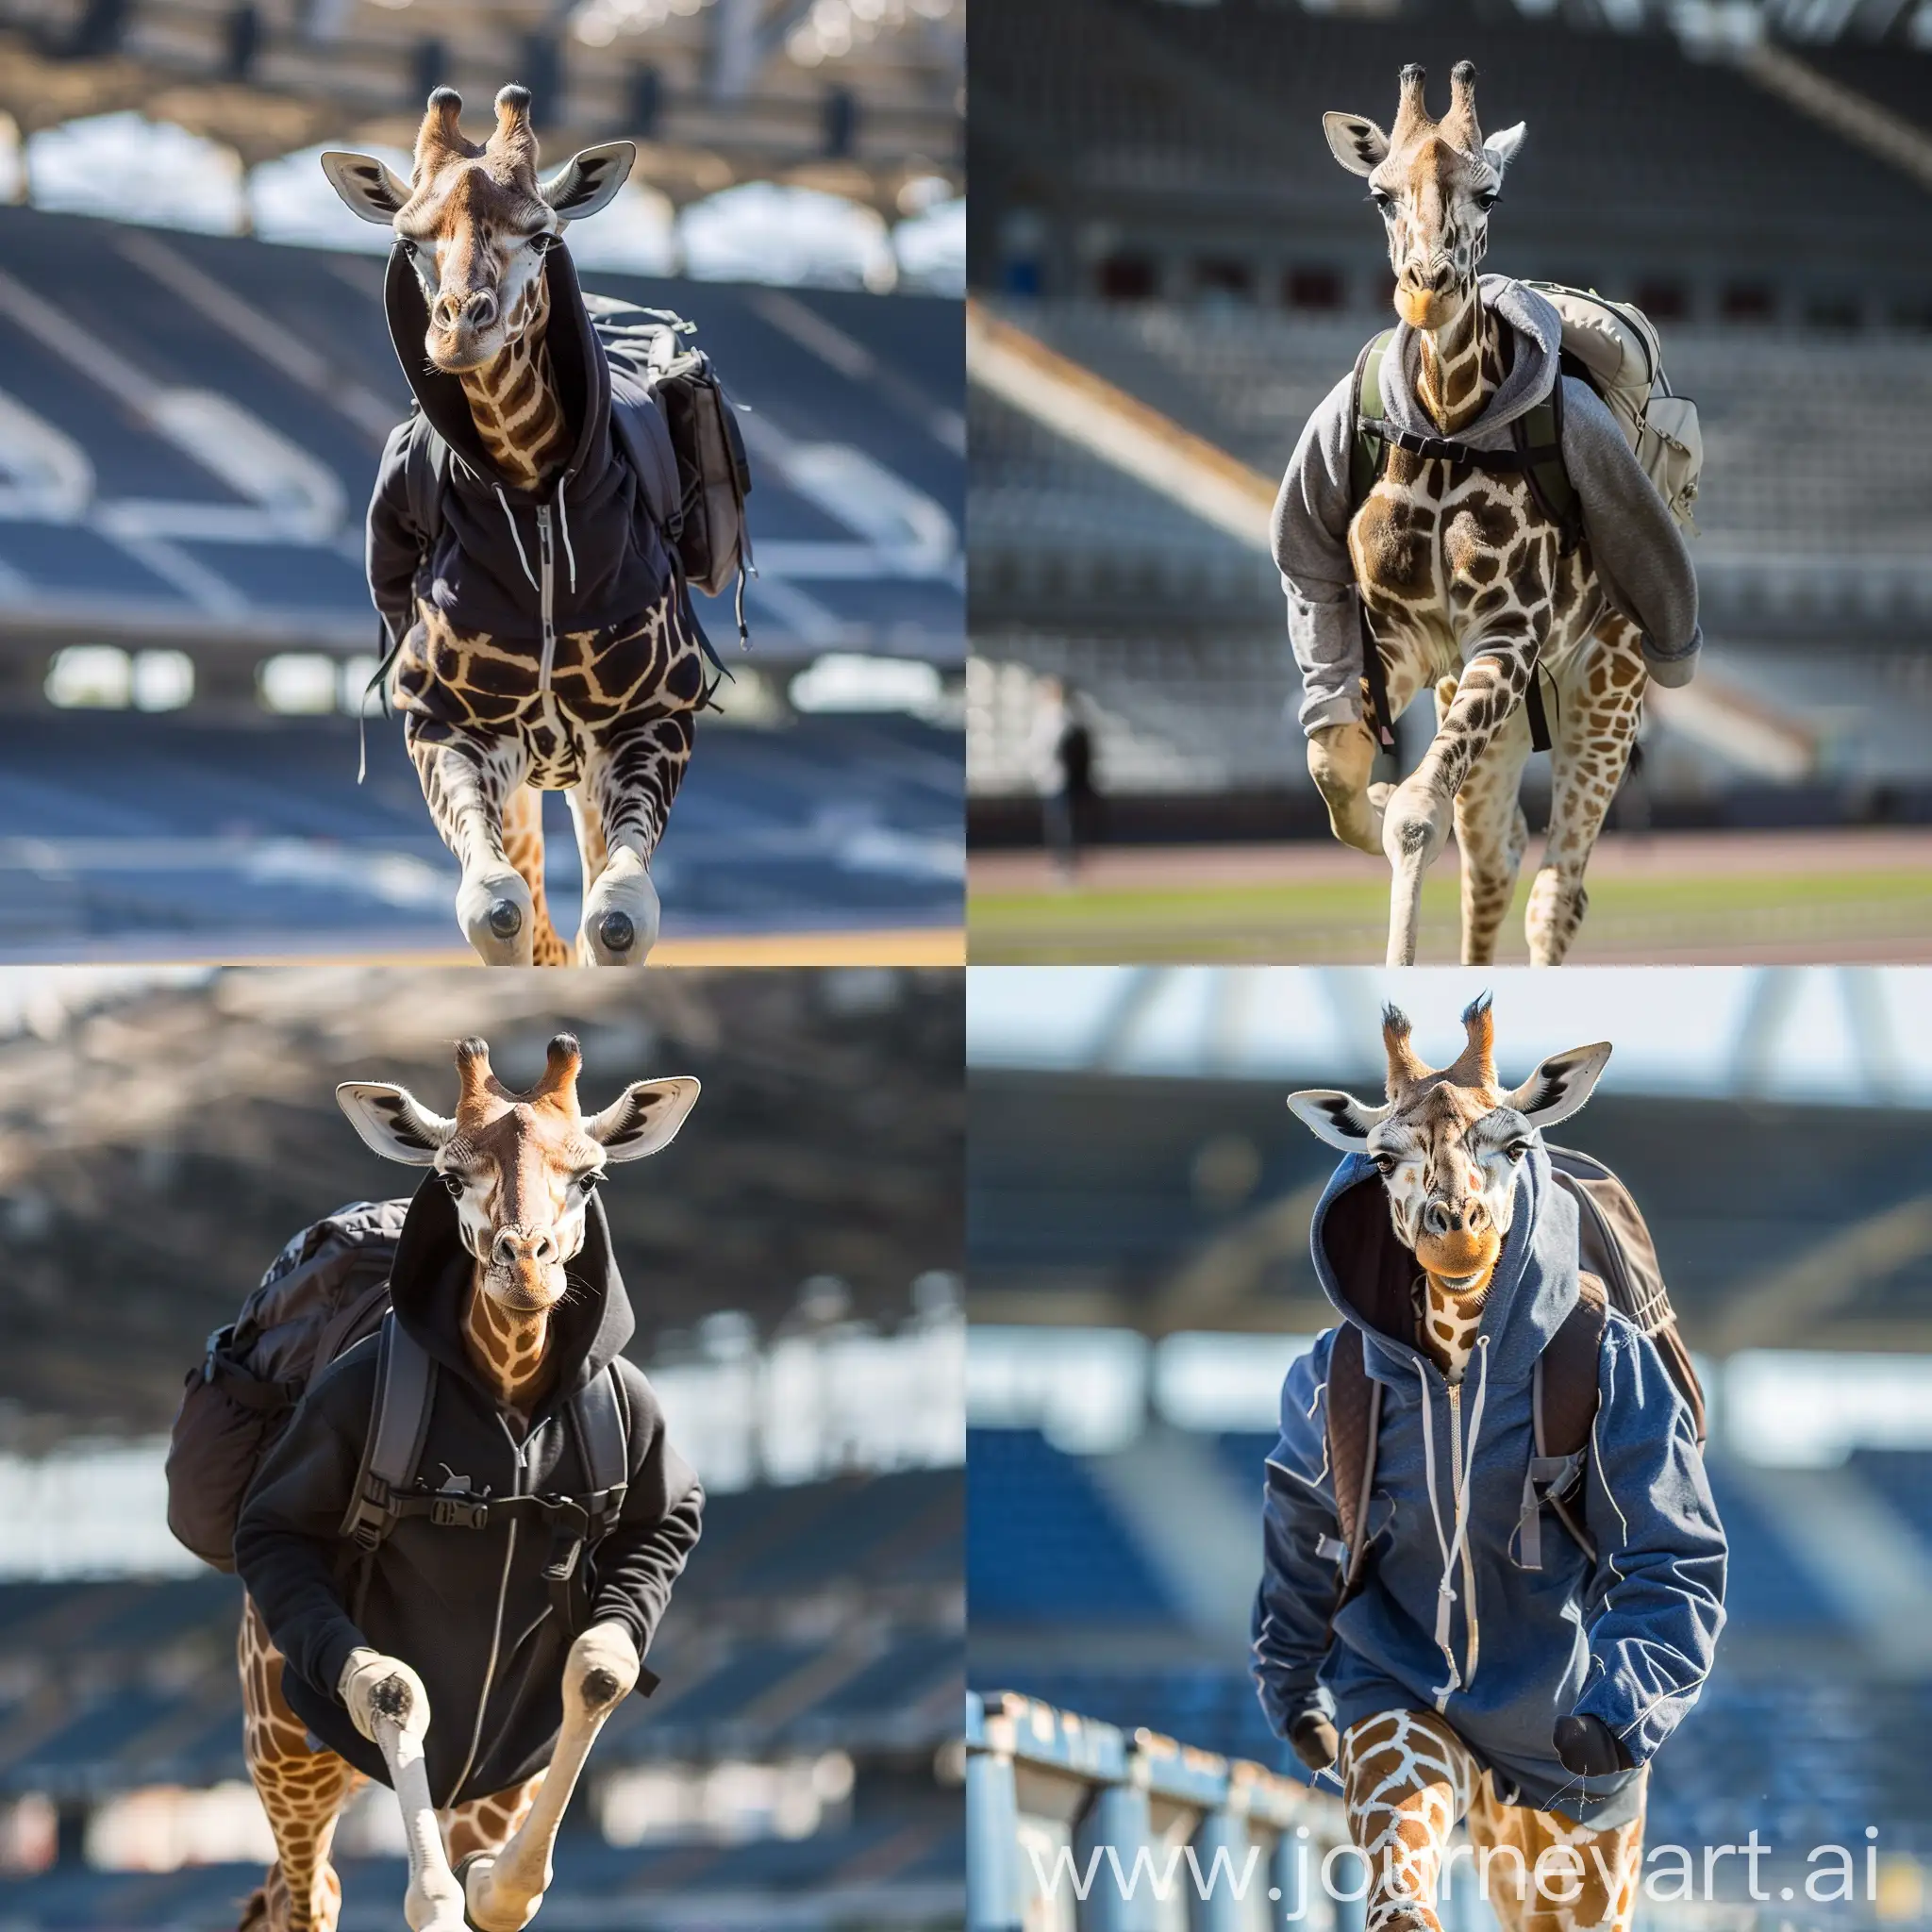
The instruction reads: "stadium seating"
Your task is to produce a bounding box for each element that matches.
[966,1427,1179,1624]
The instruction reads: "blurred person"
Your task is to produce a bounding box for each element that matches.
[1029,676,1099,877]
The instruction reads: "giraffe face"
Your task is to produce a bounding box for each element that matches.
[336,1035,701,1314]
[1323,63,1525,331]
[1288,996,1612,1290]
[320,87,638,375]
[1359,1082,1529,1285]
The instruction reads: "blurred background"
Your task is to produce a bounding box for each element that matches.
[968,966,1932,1914]
[0,0,964,958]
[0,966,963,1929]
[964,0,1932,964]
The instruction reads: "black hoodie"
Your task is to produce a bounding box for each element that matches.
[364,243,678,685]
[233,1176,703,1807]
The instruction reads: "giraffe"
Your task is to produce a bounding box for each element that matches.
[1311,62,1649,968]
[322,88,712,968]
[1285,996,1645,1932]
[237,1034,702,1932]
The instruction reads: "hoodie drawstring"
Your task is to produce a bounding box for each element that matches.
[1416,1335,1491,1711]
[555,475,578,594]
[495,485,540,593]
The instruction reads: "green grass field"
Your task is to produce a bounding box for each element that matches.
[970,863,1932,963]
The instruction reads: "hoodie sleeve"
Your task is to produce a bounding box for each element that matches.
[1559,377,1702,688]
[1573,1318,1726,1767]
[1250,1331,1342,1739]
[232,1355,376,1708]
[591,1364,705,1660]
[1273,372,1368,737]
[367,417,424,652]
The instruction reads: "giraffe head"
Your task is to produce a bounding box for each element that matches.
[1324,62,1524,330]
[320,88,635,375]
[336,1035,699,1315]
[1289,996,1609,1291]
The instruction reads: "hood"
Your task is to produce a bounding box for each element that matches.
[385,1172,635,1409]
[1308,1140,1579,1389]
[381,242,614,497]
[1379,275,1564,447]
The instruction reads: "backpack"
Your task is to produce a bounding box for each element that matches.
[1345,285,1701,753]
[1323,1143,1706,1608]
[165,1201,633,1641]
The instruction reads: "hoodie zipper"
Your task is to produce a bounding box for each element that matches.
[445,1424,530,1805]
[535,504,558,696]
[1447,1382,1480,1687]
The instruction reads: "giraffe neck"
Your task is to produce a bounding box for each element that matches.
[462,1270,556,1410]
[1414,283,1496,437]
[458,272,574,495]
[1414,1266,1492,1385]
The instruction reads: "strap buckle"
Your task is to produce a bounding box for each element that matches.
[431,1494,491,1530]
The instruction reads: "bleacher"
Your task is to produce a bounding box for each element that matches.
[974,0,1932,323]
[0,1467,963,1926]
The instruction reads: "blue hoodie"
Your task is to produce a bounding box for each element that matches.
[1250,1144,1725,1826]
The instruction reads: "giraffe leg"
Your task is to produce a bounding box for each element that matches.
[1466,1773,1646,1932]
[1383,632,1540,967]
[573,708,695,966]
[499,781,571,968]
[1341,1708,1480,1932]
[1449,680,1533,966]
[463,1625,640,1931]
[239,1597,361,1932]
[407,726,538,966]
[1524,619,1645,967]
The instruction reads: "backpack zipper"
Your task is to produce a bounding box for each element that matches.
[535,504,558,696]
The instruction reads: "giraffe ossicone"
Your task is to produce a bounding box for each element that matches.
[323,88,708,968]
[235,1035,702,1932]
[1296,60,1666,968]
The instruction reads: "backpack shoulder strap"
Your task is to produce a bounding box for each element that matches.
[402,411,450,554]
[1521,1275,1605,1571]
[568,1364,629,1533]
[341,1312,437,1552]
[1324,1324,1381,1602]
[1511,375,1581,556]
[1349,330,1394,512]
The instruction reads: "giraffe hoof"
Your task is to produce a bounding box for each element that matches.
[580,858,658,967]
[598,910,635,953]
[458,869,535,966]
[487,899,523,940]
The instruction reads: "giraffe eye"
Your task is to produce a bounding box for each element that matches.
[577,1171,602,1194]
[1370,1151,1398,1176]
[1506,1139,1531,1161]
[441,1172,466,1199]
[1474,190,1499,211]
[1369,189,1394,213]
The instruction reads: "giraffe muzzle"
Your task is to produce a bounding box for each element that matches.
[489,1228,567,1307]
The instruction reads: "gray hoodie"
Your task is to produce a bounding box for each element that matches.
[1273,277,1702,736]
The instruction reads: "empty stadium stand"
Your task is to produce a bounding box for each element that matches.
[973,0,1932,324]
[0,1468,964,1928]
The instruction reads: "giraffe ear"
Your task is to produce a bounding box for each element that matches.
[319,150,413,225]
[1502,1042,1610,1130]
[1289,1088,1391,1153]
[1324,112,1390,178]
[1482,123,1526,179]
[589,1075,701,1162]
[336,1082,455,1165]
[538,141,637,222]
